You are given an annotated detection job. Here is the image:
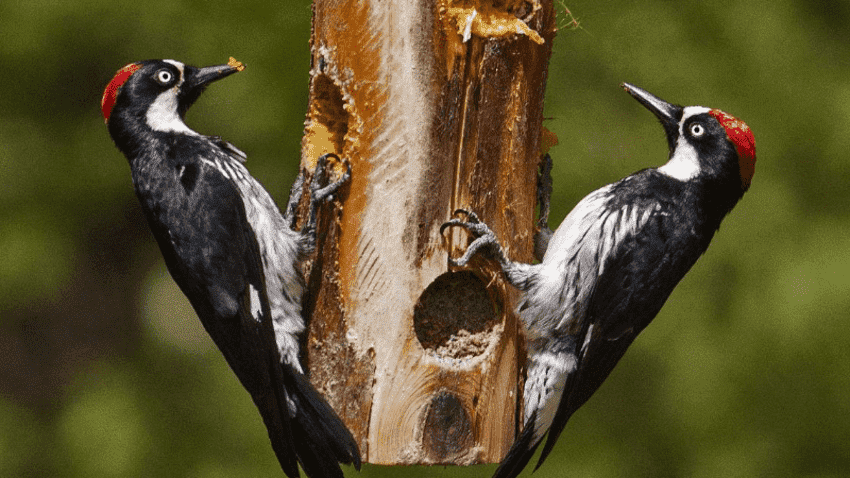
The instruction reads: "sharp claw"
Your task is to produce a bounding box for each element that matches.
[312,157,350,203]
[439,222,453,236]
[451,208,482,223]
[305,153,350,231]
[440,217,471,236]
[314,153,329,179]
[441,210,506,268]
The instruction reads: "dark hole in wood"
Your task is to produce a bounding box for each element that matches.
[413,271,500,359]
[422,391,472,461]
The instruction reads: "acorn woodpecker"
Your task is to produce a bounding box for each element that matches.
[442,83,756,478]
[102,59,360,478]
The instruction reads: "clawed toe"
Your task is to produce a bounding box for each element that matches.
[450,208,480,223]
[314,165,351,204]
[440,210,506,268]
[311,153,351,203]
[440,209,490,238]
[440,217,469,236]
[305,153,351,231]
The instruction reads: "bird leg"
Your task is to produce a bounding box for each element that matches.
[534,153,554,262]
[282,170,306,227]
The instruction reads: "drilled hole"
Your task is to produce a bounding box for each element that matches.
[413,271,500,359]
[305,72,349,161]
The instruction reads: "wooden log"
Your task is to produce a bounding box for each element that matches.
[298,0,556,466]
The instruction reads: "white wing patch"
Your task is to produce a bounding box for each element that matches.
[216,156,308,373]
[524,350,576,440]
[581,322,594,355]
[249,284,262,321]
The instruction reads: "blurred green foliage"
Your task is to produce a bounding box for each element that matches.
[1,0,848,476]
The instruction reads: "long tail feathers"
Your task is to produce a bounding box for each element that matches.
[265,414,301,478]
[259,358,303,478]
[533,423,566,472]
[492,414,540,478]
[281,363,361,478]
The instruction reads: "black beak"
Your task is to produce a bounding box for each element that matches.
[622,82,682,150]
[187,63,241,88]
[179,60,244,114]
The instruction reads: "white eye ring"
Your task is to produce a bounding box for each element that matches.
[155,69,174,85]
[690,123,705,137]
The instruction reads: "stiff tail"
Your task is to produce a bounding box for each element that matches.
[492,414,541,478]
[256,354,302,478]
[281,363,362,478]
[263,402,300,478]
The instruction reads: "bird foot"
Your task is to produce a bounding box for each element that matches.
[440,209,508,268]
[311,153,351,204]
[306,153,351,230]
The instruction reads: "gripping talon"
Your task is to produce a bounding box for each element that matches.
[313,158,351,203]
[440,211,509,268]
[451,208,480,223]
[305,153,351,232]
[440,217,469,236]
[309,153,332,194]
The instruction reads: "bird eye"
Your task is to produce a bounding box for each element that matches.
[689,123,705,137]
[154,69,174,85]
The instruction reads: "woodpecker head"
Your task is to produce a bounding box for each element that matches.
[622,83,756,193]
[102,58,244,151]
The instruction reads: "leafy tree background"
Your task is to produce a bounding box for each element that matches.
[2,1,848,476]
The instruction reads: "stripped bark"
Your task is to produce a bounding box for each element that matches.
[298,0,556,465]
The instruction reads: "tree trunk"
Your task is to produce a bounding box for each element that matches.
[298,0,556,466]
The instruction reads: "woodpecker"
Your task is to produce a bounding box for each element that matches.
[102,59,360,478]
[442,83,756,478]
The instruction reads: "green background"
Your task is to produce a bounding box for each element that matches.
[2,1,848,476]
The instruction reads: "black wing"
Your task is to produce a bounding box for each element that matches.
[137,149,359,477]
[136,154,305,476]
[535,192,703,468]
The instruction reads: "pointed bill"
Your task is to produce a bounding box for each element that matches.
[622,82,683,152]
[622,83,679,122]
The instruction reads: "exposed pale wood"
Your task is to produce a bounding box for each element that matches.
[299,0,556,465]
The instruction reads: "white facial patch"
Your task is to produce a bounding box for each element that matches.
[658,106,710,181]
[680,106,710,127]
[146,60,197,135]
[659,136,701,181]
[146,90,196,134]
[163,60,186,82]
